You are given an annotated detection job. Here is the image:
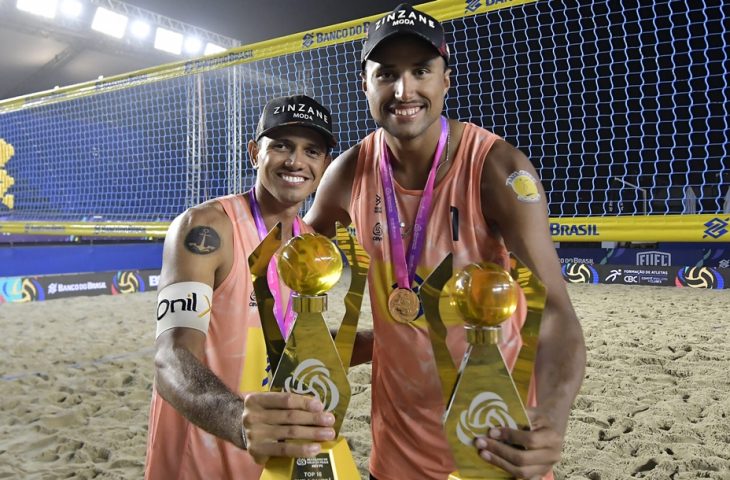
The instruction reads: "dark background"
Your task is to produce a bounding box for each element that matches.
[0,0,728,219]
[0,0,420,100]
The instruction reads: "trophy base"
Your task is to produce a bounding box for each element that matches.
[261,436,359,480]
[450,469,513,480]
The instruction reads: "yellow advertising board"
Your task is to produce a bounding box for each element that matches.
[1,214,728,242]
[550,214,730,243]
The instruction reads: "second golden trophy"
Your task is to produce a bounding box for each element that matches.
[420,254,546,480]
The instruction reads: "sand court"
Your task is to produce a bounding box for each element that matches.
[1,283,728,479]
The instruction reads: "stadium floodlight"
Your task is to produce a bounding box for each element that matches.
[60,0,82,19]
[16,0,58,19]
[204,43,226,55]
[183,36,202,55]
[91,7,128,39]
[154,27,183,55]
[130,20,151,39]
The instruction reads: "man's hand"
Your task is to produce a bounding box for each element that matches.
[242,392,336,465]
[474,408,563,480]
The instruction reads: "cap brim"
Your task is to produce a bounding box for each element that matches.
[362,30,448,68]
[257,121,337,148]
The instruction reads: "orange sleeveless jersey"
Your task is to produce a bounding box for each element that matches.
[351,124,549,480]
[145,194,307,480]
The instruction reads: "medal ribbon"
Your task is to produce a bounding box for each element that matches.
[379,116,448,290]
[248,187,300,338]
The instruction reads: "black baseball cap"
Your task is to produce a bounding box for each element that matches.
[255,94,336,148]
[361,3,449,69]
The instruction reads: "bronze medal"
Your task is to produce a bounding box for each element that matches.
[388,288,420,323]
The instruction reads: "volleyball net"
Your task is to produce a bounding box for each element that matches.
[0,0,728,242]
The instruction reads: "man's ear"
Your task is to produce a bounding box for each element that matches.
[247,139,259,169]
[442,66,451,95]
[361,69,368,94]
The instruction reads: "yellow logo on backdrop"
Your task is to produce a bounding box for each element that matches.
[0,139,15,209]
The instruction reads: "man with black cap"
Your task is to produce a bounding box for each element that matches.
[146,94,341,479]
[306,3,585,479]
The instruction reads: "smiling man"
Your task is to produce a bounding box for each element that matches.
[306,4,586,480]
[145,95,339,479]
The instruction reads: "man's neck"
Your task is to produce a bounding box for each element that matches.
[383,118,447,188]
[251,186,300,239]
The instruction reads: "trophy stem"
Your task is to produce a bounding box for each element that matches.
[292,293,327,313]
[465,325,501,345]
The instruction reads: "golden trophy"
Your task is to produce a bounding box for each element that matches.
[420,254,546,480]
[248,223,370,480]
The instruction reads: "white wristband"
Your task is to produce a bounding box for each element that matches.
[156,282,213,339]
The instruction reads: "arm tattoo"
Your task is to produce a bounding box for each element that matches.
[185,226,221,254]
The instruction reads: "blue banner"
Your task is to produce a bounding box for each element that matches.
[561,263,728,289]
[557,244,730,268]
[0,269,160,303]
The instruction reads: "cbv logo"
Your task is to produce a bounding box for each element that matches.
[636,251,671,266]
